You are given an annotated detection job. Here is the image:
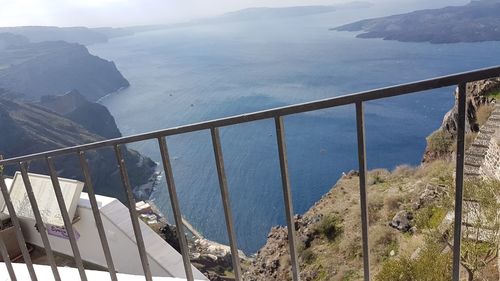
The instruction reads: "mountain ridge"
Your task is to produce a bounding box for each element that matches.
[0,93,156,202]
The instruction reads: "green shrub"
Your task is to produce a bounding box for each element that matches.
[457,179,500,281]
[315,215,343,242]
[375,240,452,281]
[415,205,447,229]
[375,257,414,281]
[486,90,500,100]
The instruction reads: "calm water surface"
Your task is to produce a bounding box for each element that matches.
[89,10,500,253]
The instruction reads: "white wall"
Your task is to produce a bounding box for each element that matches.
[12,192,206,280]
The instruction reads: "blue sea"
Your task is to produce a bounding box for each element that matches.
[89,6,500,253]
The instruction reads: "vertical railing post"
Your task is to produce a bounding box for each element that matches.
[0,154,16,281]
[19,163,61,281]
[452,83,467,281]
[0,232,17,281]
[274,116,300,281]
[157,137,194,281]
[78,151,118,281]
[114,144,153,281]
[46,157,87,281]
[0,175,38,281]
[356,101,371,281]
[210,128,242,280]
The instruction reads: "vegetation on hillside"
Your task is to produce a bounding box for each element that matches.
[486,90,500,100]
[375,178,500,281]
[244,80,500,281]
[245,159,499,281]
[375,239,452,281]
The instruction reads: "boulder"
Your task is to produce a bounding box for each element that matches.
[389,210,414,232]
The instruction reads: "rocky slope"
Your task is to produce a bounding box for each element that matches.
[333,0,500,44]
[243,81,500,281]
[0,33,129,101]
[0,95,156,202]
[243,161,499,281]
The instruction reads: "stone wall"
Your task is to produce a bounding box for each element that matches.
[464,104,500,180]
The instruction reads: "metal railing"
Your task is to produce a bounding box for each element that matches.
[1,65,500,281]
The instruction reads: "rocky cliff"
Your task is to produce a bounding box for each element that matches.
[422,78,500,162]
[0,95,156,203]
[0,33,129,101]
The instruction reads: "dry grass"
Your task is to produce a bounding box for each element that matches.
[476,104,494,126]
[426,130,454,155]
[296,160,459,281]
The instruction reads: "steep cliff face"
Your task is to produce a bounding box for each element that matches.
[0,34,129,102]
[442,78,500,135]
[422,78,500,162]
[0,96,156,202]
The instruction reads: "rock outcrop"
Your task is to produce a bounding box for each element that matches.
[190,238,248,281]
[422,78,500,162]
[155,213,249,281]
[443,79,499,136]
[243,226,293,281]
[389,210,414,233]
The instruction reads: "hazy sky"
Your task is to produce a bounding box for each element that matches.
[0,0,469,28]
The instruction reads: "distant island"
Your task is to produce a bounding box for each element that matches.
[333,0,500,44]
[208,2,372,23]
[0,2,373,46]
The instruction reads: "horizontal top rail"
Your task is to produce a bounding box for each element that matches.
[1,65,500,165]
